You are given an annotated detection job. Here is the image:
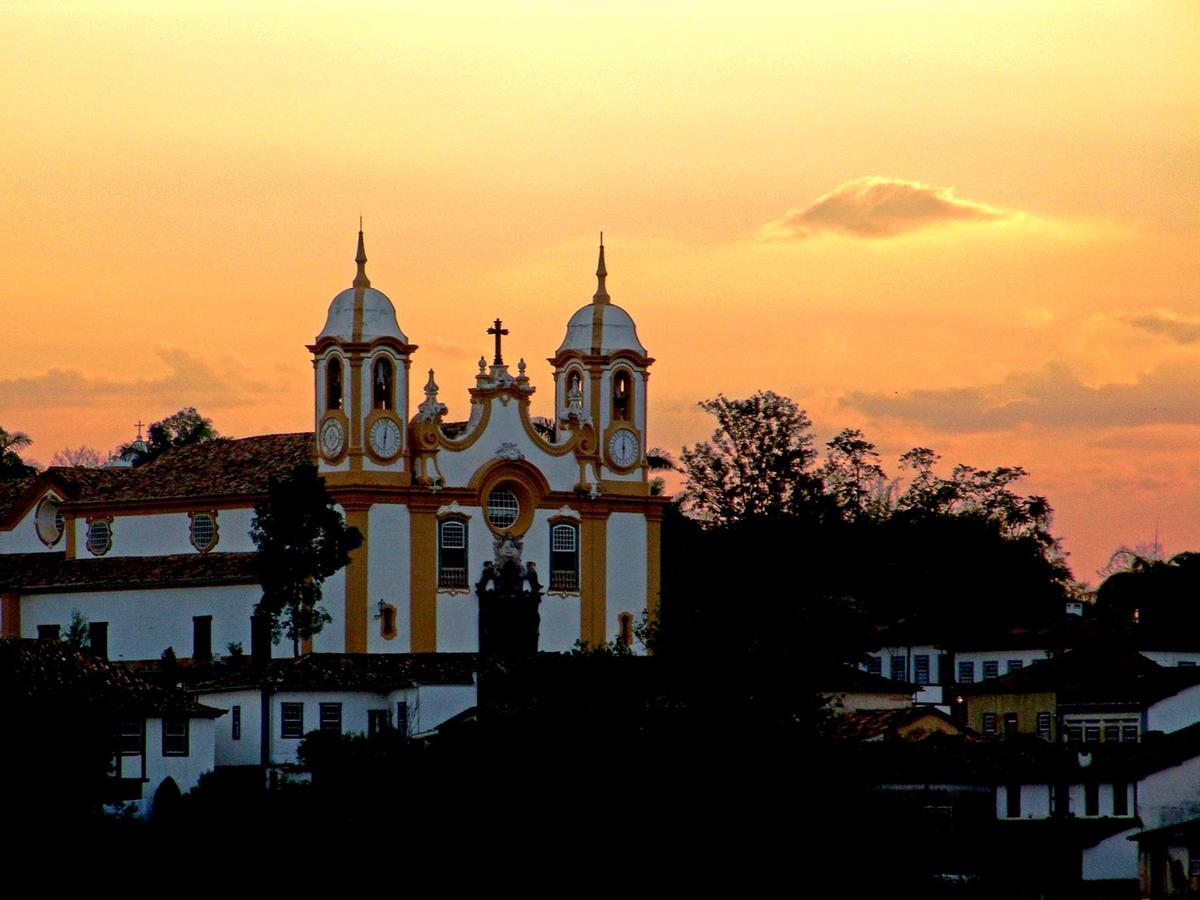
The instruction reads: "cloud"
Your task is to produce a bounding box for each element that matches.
[0,348,269,412]
[761,176,1018,240]
[1128,311,1200,344]
[843,360,1200,431]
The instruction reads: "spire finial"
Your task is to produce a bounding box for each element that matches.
[593,232,609,304]
[353,224,370,289]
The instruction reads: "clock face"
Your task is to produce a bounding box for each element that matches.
[608,428,640,468]
[369,417,402,459]
[320,418,345,458]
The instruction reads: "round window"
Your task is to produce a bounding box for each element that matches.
[35,498,64,546]
[486,488,520,529]
[190,512,217,552]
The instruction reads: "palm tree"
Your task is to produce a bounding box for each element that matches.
[0,427,36,479]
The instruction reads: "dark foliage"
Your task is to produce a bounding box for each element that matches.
[251,463,362,655]
[120,407,218,467]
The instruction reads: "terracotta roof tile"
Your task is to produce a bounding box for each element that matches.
[0,551,258,593]
[79,433,314,505]
[196,652,480,692]
[0,637,222,717]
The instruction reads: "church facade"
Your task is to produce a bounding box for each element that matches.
[0,233,664,662]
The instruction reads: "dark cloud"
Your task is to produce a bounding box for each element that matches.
[0,348,269,411]
[763,176,1015,239]
[1128,312,1200,344]
[844,360,1200,431]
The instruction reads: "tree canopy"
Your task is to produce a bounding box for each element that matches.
[0,427,37,480]
[1095,550,1200,634]
[250,464,362,656]
[119,407,218,467]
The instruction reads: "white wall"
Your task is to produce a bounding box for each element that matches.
[1143,650,1200,668]
[367,503,411,653]
[995,783,1052,819]
[954,649,1051,679]
[606,512,646,649]
[91,508,258,558]
[0,496,63,554]
[1147,684,1200,734]
[143,716,217,797]
[312,567,346,653]
[202,688,262,767]
[540,595,580,651]
[403,683,477,734]
[22,584,260,661]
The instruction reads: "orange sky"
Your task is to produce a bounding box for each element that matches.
[2,2,1197,585]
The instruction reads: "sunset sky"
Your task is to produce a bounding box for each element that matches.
[2,1,1197,584]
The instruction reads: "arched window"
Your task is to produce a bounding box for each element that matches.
[549,522,579,591]
[373,357,394,410]
[438,519,468,589]
[379,602,398,640]
[326,358,343,411]
[486,489,519,530]
[612,370,632,421]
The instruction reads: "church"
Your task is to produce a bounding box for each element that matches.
[0,231,664,663]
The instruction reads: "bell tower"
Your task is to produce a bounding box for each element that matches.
[549,237,654,483]
[308,229,418,477]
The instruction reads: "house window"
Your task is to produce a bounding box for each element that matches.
[1005,784,1021,818]
[162,719,189,757]
[1007,660,1024,673]
[914,655,930,685]
[372,357,394,410]
[1037,711,1052,741]
[281,702,304,739]
[1085,725,1101,744]
[890,656,906,682]
[486,489,519,530]
[319,703,342,734]
[326,357,343,411]
[89,621,108,659]
[189,512,218,552]
[1180,661,1197,667]
[1104,724,1120,744]
[37,624,60,641]
[1122,725,1139,743]
[117,720,144,755]
[368,710,390,738]
[983,660,999,680]
[866,656,882,676]
[86,518,112,556]
[549,522,580,591]
[437,519,468,589]
[957,661,974,684]
[1113,783,1129,817]
[1085,782,1099,817]
[193,615,212,661]
[231,705,241,741]
[1003,712,1019,737]
[396,701,409,737]
[1066,724,1083,744]
[612,369,632,421]
[982,713,998,736]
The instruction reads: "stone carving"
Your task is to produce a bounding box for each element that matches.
[475,534,543,656]
[495,442,524,461]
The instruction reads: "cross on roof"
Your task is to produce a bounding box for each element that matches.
[134,420,145,440]
[488,318,509,366]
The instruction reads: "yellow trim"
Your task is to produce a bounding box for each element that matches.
[579,511,607,646]
[409,508,438,651]
[646,510,661,639]
[598,478,650,497]
[1,592,20,638]
[436,398,493,451]
[470,460,552,539]
[343,506,370,652]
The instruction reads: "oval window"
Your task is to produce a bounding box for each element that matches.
[86,519,112,556]
[35,497,64,546]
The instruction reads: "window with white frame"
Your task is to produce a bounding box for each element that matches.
[86,518,112,556]
[549,522,580,591]
[438,519,468,589]
[486,489,519,530]
[162,719,189,757]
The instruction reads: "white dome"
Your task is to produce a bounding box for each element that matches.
[556,301,646,356]
[317,285,408,344]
